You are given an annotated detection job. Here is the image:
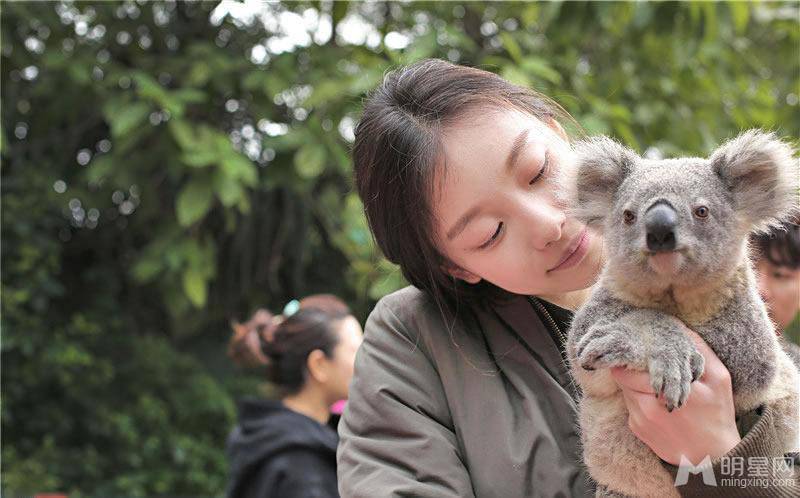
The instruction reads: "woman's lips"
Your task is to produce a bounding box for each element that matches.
[548,227,590,273]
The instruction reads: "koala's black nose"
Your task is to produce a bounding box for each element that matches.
[645,203,677,252]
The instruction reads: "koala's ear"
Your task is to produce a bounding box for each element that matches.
[558,135,638,226]
[711,129,799,233]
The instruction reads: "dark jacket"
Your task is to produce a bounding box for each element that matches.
[227,397,339,498]
[337,286,800,497]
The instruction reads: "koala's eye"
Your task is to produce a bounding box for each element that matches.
[694,206,710,219]
[623,210,636,225]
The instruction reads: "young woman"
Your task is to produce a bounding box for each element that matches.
[337,59,799,497]
[226,295,363,498]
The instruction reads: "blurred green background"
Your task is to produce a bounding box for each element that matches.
[2,1,799,496]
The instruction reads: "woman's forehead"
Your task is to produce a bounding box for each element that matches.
[443,106,544,145]
[434,108,552,199]
[438,108,557,175]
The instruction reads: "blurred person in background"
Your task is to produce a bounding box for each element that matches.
[752,218,800,366]
[226,295,363,498]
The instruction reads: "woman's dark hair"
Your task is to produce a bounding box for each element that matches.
[353,58,579,319]
[751,217,800,269]
[228,295,352,394]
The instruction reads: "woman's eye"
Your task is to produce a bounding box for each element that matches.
[479,222,503,249]
[529,151,550,185]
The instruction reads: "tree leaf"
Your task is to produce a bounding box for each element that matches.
[520,57,562,84]
[175,177,214,226]
[182,266,207,307]
[169,120,197,149]
[333,0,350,25]
[500,32,523,64]
[173,88,207,105]
[728,2,749,35]
[294,143,327,179]
[401,32,437,64]
[86,155,115,183]
[213,170,243,207]
[222,155,257,186]
[181,150,217,168]
[132,257,162,283]
[108,102,151,138]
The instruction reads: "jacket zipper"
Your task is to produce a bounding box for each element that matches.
[528,296,567,345]
[526,296,583,401]
[528,296,571,369]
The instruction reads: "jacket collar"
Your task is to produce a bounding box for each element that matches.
[482,293,580,402]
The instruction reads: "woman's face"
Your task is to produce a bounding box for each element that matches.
[432,107,604,297]
[755,258,800,331]
[325,316,363,401]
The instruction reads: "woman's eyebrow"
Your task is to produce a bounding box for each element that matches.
[446,204,482,241]
[506,128,531,174]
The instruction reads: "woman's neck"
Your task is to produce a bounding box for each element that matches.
[536,286,593,311]
[282,388,331,425]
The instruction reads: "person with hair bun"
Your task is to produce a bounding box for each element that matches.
[225,294,363,498]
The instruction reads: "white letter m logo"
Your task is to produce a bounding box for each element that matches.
[674,455,717,487]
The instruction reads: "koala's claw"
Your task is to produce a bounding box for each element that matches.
[690,350,705,383]
[575,325,638,371]
[648,348,700,411]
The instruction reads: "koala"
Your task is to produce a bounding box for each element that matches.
[561,130,800,498]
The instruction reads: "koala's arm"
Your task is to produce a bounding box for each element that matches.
[660,401,800,497]
[569,287,704,409]
[695,288,777,400]
[567,287,631,348]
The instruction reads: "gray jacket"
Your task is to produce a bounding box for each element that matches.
[337,286,592,498]
[337,286,800,497]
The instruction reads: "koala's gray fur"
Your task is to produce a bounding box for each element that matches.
[561,130,800,498]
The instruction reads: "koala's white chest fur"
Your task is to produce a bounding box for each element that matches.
[605,258,749,328]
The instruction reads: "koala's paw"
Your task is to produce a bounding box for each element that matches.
[575,324,639,371]
[648,346,704,412]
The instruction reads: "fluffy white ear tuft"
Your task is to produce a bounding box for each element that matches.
[711,129,799,234]
[557,135,638,228]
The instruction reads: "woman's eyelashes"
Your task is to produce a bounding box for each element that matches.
[478,222,503,250]
[477,152,551,251]
[529,150,550,185]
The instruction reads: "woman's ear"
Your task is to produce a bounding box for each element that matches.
[442,263,481,284]
[306,349,330,384]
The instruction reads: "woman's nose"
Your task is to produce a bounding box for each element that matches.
[522,199,565,250]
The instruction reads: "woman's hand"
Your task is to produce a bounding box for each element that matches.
[610,326,741,466]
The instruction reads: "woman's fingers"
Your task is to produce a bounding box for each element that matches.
[610,366,654,394]
[681,327,731,389]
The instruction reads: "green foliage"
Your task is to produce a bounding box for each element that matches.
[2,1,798,496]
[3,318,236,497]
